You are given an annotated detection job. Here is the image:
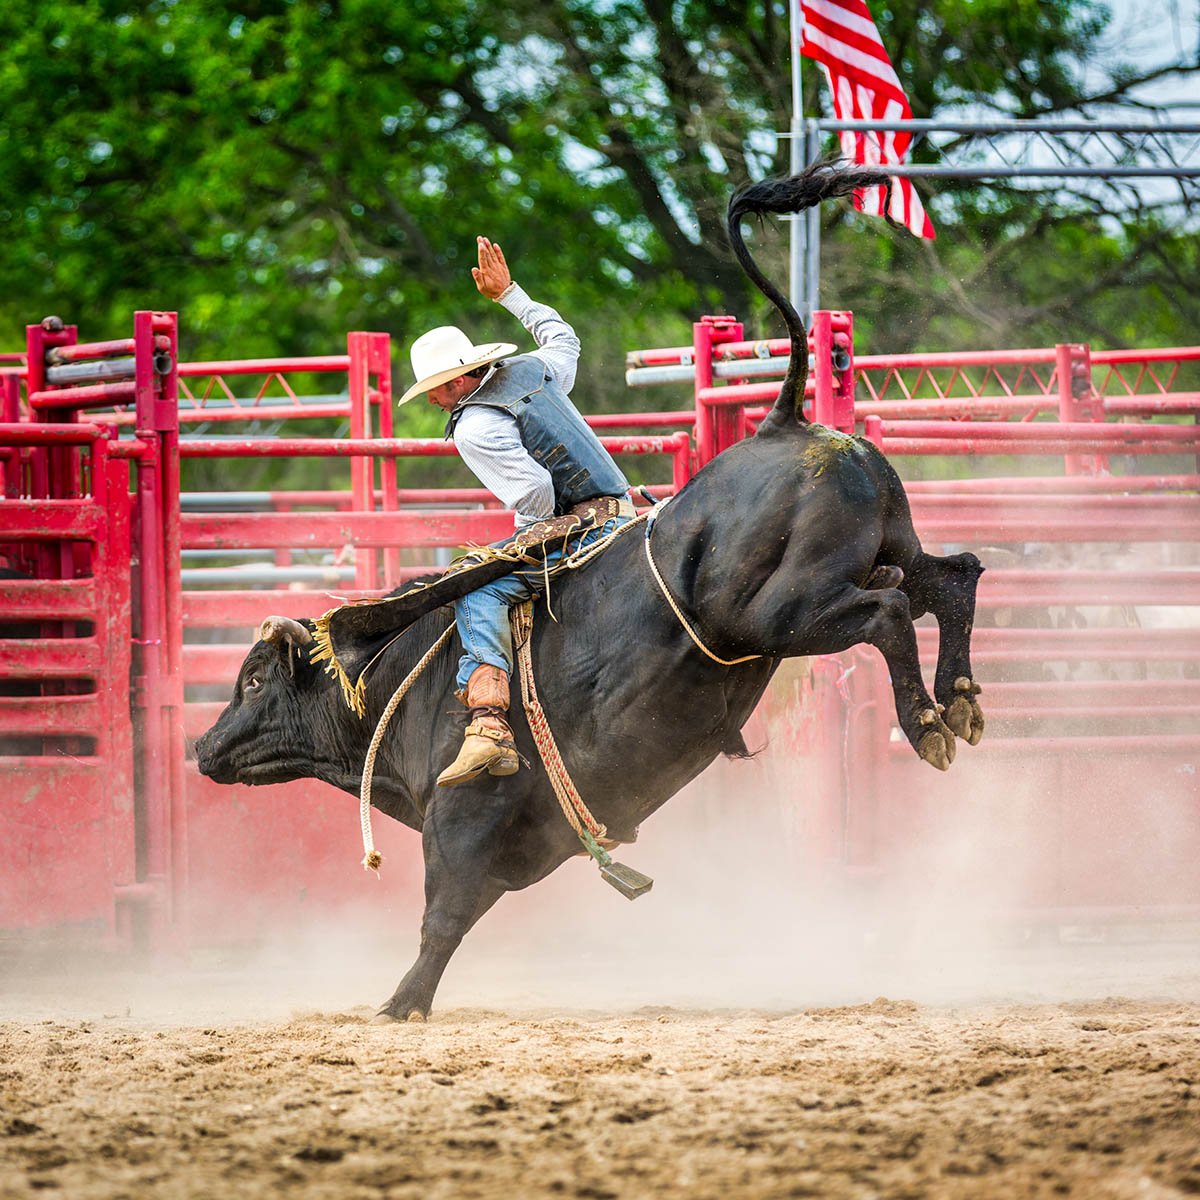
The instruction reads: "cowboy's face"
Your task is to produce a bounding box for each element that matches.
[427,374,475,412]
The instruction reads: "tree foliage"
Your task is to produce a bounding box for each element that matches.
[0,0,1196,428]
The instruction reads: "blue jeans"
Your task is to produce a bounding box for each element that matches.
[454,516,629,691]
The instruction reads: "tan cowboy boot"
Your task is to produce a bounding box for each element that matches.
[436,664,521,787]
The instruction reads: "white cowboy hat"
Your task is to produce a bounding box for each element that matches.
[397,325,517,405]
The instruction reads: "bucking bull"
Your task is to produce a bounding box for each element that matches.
[196,164,984,1022]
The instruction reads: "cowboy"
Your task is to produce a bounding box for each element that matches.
[398,236,634,787]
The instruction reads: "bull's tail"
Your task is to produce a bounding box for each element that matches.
[727,162,889,428]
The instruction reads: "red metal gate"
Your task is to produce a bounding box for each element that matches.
[2,309,1198,950]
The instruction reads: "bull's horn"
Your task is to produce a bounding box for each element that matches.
[258,615,314,646]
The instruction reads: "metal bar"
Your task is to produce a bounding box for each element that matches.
[0,638,102,677]
[903,474,1199,493]
[861,166,1200,179]
[0,422,106,445]
[912,519,1200,541]
[979,568,1200,606]
[984,680,1200,704]
[858,348,1060,368]
[44,357,136,387]
[788,0,804,316]
[178,436,458,458]
[0,578,98,620]
[178,403,353,423]
[987,704,1200,720]
[181,509,518,550]
[178,355,352,376]
[183,644,272,686]
[181,588,384,625]
[585,409,696,427]
[813,119,1200,134]
[177,433,689,458]
[858,396,1055,419]
[1104,396,1200,416]
[885,439,1196,456]
[47,338,135,363]
[108,439,152,460]
[1092,346,1200,364]
[179,488,507,509]
[0,694,102,737]
[28,380,137,410]
[697,381,814,406]
[804,119,822,318]
[906,492,1200,515]
[180,565,357,586]
[884,419,1200,440]
[915,626,1200,654]
[0,501,106,539]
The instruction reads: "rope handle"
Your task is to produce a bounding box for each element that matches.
[643,524,761,667]
[359,621,458,873]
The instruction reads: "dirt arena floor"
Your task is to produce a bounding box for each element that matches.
[3,986,1199,1198]
[5,793,1200,1198]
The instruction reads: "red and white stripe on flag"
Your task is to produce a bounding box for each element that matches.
[800,0,935,239]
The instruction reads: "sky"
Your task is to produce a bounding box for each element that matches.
[1089,0,1199,110]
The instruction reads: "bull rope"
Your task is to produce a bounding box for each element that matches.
[643,502,762,667]
[358,620,458,873]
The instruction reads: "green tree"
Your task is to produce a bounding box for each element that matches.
[0,0,1195,418]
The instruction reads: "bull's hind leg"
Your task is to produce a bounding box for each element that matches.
[807,583,957,770]
[372,795,511,1023]
[902,551,985,746]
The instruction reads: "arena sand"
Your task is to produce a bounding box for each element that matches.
[4,747,1200,1198]
[2,996,1199,1199]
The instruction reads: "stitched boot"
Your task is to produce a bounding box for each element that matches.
[436,664,521,787]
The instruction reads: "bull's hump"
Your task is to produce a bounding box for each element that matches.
[799,427,878,503]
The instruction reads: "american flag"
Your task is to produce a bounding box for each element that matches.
[800,0,936,239]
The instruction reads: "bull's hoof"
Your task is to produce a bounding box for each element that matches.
[369,1007,427,1025]
[917,709,955,770]
[946,678,984,745]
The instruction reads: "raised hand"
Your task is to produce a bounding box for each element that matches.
[472,236,512,300]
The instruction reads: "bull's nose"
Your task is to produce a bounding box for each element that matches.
[194,728,219,775]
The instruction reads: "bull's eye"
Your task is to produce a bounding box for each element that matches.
[244,675,262,693]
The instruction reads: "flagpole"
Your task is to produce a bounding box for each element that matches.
[789,0,808,323]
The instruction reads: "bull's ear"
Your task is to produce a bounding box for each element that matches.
[258,615,314,647]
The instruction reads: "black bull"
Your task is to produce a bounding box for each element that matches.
[196,164,984,1021]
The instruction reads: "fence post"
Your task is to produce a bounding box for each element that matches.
[1057,343,1107,476]
[1,375,20,497]
[353,333,396,588]
[810,311,835,427]
[348,332,377,589]
[132,310,184,951]
[833,311,856,433]
[692,316,744,469]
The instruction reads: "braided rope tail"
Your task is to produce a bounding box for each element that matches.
[359,621,458,873]
[511,601,653,901]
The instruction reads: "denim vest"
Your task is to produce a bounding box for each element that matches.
[445,355,630,513]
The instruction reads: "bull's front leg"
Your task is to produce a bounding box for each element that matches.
[903,551,985,746]
[372,792,513,1023]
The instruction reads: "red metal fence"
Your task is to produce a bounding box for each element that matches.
[2,309,1198,951]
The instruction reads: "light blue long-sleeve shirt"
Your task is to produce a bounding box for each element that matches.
[452,284,581,528]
